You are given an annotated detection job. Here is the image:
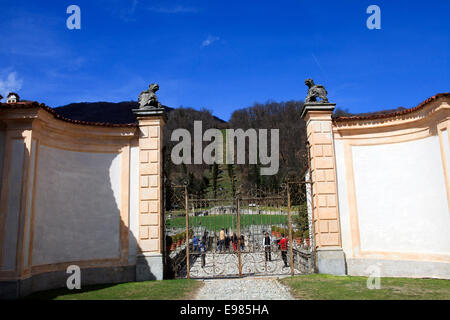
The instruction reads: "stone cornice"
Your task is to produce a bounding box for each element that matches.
[333,93,450,125]
[333,94,450,134]
[0,101,138,128]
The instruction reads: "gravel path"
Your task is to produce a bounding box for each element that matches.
[194,277,295,300]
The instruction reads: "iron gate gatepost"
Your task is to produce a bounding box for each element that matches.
[168,181,315,279]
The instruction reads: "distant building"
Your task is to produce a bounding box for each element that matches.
[6,92,20,103]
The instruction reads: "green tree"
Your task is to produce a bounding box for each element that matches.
[227,164,237,197]
[211,163,221,198]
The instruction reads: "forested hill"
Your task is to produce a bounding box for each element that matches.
[54,101,226,124]
[55,101,143,124]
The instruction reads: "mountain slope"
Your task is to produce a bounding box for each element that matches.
[54,101,172,124]
[54,101,226,124]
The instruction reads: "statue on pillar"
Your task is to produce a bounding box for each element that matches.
[305,79,329,104]
[138,83,162,109]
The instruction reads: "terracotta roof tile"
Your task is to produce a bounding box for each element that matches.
[333,93,450,122]
[0,101,137,127]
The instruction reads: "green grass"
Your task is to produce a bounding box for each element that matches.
[280,274,450,300]
[25,274,449,300]
[26,279,203,300]
[166,214,294,230]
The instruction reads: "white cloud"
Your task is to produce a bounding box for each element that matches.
[201,35,220,47]
[0,72,23,99]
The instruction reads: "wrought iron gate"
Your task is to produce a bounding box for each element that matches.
[164,180,314,279]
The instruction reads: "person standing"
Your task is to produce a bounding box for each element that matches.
[225,232,230,251]
[262,232,272,262]
[232,232,238,252]
[202,231,208,250]
[193,235,198,252]
[199,240,206,268]
[199,230,208,268]
[280,233,289,267]
[219,228,225,252]
[240,234,245,251]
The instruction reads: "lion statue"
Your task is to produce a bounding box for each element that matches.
[138,83,162,109]
[305,78,329,103]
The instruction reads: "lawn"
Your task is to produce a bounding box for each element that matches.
[26,279,202,300]
[24,275,450,300]
[166,213,294,231]
[280,274,450,300]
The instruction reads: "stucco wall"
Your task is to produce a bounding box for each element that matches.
[128,145,140,264]
[1,139,25,271]
[0,106,143,298]
[353,137,449,254]
[0,128,5,196]
[32,145,122,266]
[334,98,450,278]
[336,136,450,257]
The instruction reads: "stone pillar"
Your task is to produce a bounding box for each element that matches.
[0,105,38,298]
[132,107,166,281]
[301,103,346,275]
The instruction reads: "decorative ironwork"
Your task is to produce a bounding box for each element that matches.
[165,176,314,279]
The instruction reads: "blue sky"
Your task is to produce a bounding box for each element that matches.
[0,0,448,120]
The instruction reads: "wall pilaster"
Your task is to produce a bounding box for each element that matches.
[133,107,166,280]
[0,107,38,284]
[301,103,346,275]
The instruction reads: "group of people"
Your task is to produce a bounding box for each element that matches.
[218,228,245,252]
[192,228,245,254]
[191,229,291,269]
[262,232,289,268]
